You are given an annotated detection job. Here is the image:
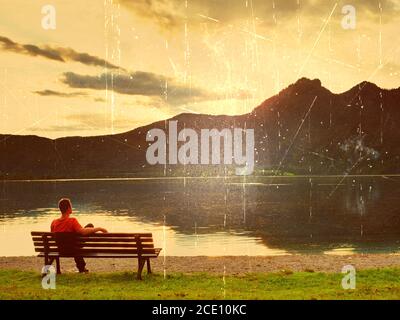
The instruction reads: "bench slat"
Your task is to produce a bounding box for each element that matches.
[32,237,153,243]
[38,252,160,258]
[35,248,160,254]
[33,242,155,248]
[79,237,154,243]
[31,232,152,237]
[32,237,154,243]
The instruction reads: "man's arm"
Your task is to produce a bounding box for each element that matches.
[71,218,108,235]
[77,227,108,235]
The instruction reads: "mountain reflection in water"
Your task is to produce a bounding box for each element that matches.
[0,176,399,256]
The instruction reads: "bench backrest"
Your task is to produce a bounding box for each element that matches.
[31,232,158,257]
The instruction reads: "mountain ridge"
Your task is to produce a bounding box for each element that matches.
[1,78,400,179]
[2,77,399,141]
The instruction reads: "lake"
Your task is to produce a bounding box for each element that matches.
[0,176,399,256]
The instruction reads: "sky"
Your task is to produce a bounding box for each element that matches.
[0,0,399,138]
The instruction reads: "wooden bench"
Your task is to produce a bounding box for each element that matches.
[31,232,161,280]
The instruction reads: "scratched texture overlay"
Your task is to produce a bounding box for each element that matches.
[0,0,400,301]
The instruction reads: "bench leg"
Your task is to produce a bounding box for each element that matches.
[137,258,145,280]
[55,257,61,274]
[42,256,49,277]
[146,258,152,274]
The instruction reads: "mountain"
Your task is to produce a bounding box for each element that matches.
[1,78,400,179]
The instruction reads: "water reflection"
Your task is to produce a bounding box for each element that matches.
[1,213,287,256]
[0,176,399,256]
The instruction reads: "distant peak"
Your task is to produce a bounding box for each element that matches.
[294,77,322,88]
[344,81,382,96]
[355,81,379,90]
[279,78,324,96]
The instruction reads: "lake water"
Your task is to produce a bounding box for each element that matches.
[0,176,399,256]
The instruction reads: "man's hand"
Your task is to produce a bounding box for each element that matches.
[78,226,108,235]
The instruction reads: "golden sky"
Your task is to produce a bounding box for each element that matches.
[0,0,399,138]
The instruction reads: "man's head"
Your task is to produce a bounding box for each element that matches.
[58,198,72,215]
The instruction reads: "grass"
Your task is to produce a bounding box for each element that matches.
[0,268,399,300]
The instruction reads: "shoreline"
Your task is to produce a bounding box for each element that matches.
[1,254,400,274]
[3,174,400,182]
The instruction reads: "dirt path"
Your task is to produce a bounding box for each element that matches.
[1,254,400,274]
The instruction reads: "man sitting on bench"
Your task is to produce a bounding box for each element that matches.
[50,198,108,273]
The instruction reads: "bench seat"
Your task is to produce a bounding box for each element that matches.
[31,231,162,279]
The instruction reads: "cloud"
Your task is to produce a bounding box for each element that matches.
[30,124,85,133]
[34,90,88,98]
[61,71,219,106]
[30,113,140,133]
[118,0,400,29]
[118,0,185,29]
[0,35,121,69]
[65,113,140,130]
